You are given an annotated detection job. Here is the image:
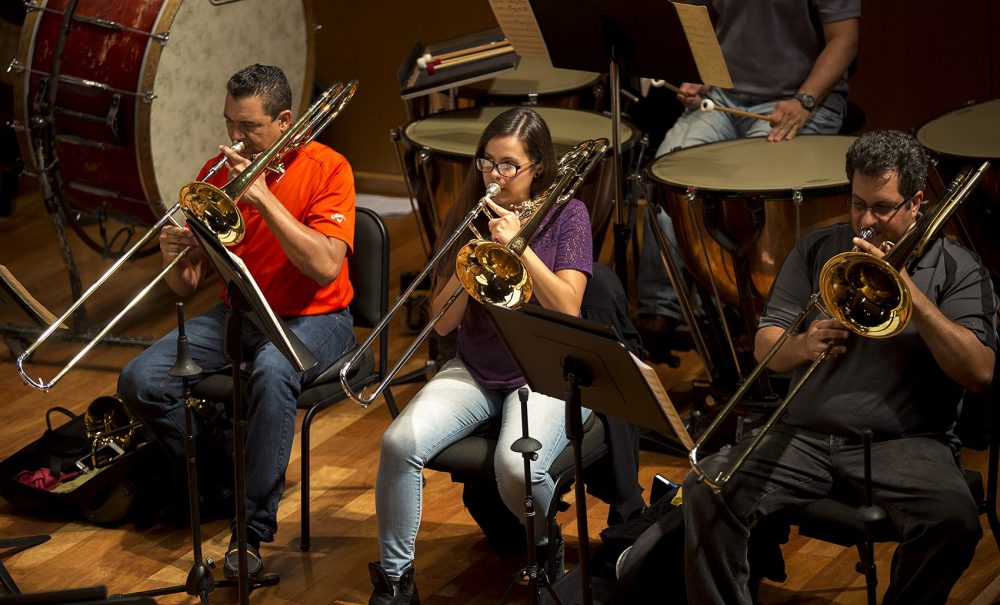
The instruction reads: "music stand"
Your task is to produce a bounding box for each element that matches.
[132,208,316,605]
[485,303,692,605]
[517,0,706,290]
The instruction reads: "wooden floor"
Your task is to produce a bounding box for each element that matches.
[1,189,998,604]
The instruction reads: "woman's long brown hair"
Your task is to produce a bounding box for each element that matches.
[433,107,558,283]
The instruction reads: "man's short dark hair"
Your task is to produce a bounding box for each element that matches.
[845,130,928,201]
[226,64,292,119]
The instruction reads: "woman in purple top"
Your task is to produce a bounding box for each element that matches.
[369,108,593,604]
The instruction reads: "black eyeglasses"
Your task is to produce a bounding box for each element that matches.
[848,195,911,218]
[475,157,534,178]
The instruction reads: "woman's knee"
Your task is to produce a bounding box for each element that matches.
[380,419,420,466]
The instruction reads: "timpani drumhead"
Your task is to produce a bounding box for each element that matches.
[403,106,636,158]
[461,57,601,98]
[648,135,855,195]
[916,99,1000,160]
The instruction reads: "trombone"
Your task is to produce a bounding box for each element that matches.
[341,138,611,407]
[689,161,990,491]
[16,81,359,391]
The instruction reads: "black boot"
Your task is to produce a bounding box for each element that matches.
[535,532,565,583]
[369,561,420,605]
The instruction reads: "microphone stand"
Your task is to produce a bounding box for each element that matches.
[109,303,277,602]
[171,303,215,602]
[500,388,564,605]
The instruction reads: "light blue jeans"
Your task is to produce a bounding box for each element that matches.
[375,358,591,578]
[639,88,845,317]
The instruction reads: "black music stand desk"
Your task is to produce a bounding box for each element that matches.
[485,303,692,605]
[162,208,315,604]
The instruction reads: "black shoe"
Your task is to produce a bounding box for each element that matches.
[369,561,420,605]
[224,534,264,580]
[536,531,566,583]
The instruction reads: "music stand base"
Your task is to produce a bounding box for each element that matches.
[109,574,280,600]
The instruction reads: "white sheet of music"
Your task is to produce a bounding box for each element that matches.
[672,1,734,88]
[488,0,550,62]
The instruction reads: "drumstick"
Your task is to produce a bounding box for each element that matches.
[418,39,511,70]
[426,46,516,75]
[649,79,683,94]
[700,99,772,122]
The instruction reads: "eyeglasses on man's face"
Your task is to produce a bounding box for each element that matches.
[848,195,911,218]
[475,157,534,178]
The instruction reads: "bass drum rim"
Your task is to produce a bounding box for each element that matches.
[14,0,317,223]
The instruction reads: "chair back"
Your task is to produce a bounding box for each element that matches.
[349,207,390,330]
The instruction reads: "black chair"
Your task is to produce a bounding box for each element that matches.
[425,411,608,575]
[751,377,1000,603]
[192,206,399,551]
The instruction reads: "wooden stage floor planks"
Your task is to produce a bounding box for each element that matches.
[0,190,998,604]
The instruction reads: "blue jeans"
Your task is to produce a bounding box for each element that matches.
[639,88,844,317]
[375,358,591,578]
[682,425,980,604]
[118,303,355,541]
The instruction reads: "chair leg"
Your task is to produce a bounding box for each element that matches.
[988,427,1000,552]
[383,387,400,418]
[854,541,878,605]
[300,407,319,552]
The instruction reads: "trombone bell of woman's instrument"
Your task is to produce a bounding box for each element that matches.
[339,140,610,408]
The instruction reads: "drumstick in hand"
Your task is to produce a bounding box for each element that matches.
[700,99,771,122]
[426,45,516,75]
[649,79,683,94]
[418,39,511,70]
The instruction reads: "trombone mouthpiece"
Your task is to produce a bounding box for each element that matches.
[485,183,500,197]
[231,140,245,153]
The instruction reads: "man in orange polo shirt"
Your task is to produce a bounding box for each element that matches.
[118,64,356,579]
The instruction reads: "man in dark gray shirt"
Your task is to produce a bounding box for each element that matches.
[682,130,996,604]
[637,0,861,356]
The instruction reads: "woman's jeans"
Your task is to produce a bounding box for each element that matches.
[375,358,591,578]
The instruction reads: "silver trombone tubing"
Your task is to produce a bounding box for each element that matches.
[689,161,988,492]
[15,141,250,391]
[339,183,501,408]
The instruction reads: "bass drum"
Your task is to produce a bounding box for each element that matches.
[647,135,855,308]
[401,105,637,257]
[13,0,315,228]
[917,99,1000,282]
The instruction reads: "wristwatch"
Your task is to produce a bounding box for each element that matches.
[794,92,816,111]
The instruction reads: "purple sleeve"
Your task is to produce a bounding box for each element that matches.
[552,199,593,276]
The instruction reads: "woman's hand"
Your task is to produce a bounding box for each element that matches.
[485,199,523,245]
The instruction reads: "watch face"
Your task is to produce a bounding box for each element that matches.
[797,93,816,110]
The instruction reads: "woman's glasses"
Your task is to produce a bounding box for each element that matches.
[475,157,534,178]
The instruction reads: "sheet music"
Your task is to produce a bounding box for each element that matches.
[672,1,733,89]
[630,351,695,450]
[183,207,316,372]
[489,0,550,61]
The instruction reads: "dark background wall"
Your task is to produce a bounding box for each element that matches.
[310,0,1000,195]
